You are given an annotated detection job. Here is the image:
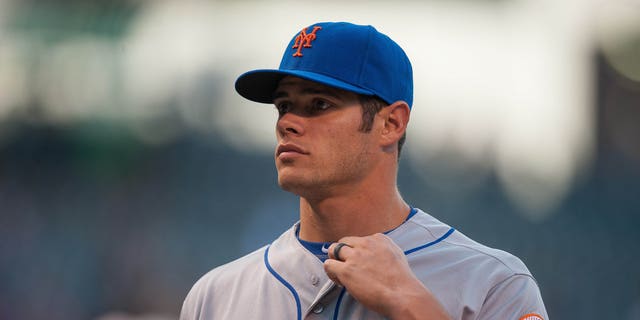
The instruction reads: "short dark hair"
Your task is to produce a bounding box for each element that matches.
[357,95,407,159]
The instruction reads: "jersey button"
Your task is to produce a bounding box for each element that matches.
[310,275,320,286]
[312,304,324,314]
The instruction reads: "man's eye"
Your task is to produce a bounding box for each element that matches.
[276,102,290,114]
[311,99,332,111]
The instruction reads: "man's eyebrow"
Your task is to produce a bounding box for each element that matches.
[301,87,341,99]
[272,90,288,101]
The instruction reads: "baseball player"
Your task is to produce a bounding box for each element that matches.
[180,21,548,320]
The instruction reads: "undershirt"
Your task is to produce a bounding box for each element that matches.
[296,207,418,262]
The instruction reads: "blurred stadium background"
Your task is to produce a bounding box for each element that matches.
[0,0,639,319]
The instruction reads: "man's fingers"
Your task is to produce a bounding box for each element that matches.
[323,259,344,286]
[328,242,353,261]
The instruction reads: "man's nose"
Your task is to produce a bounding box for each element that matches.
[276,112,305,137]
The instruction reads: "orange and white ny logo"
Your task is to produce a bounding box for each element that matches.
[292,26,322,57]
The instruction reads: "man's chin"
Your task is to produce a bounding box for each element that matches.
[278,176,336,200]
[277,176,304,193]
[278,175,315,196]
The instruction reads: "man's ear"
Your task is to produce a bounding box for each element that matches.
[379,101,410,149]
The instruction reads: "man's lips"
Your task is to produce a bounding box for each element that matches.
[276,144,309,157]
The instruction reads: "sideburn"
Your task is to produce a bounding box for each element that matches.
[357,95,386,133]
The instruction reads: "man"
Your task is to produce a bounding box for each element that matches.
[181,21,548,320]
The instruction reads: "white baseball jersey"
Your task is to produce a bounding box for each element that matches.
[180,208,548,319]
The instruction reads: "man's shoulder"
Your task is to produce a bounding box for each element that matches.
[193,245,268,290]
[407,209,532,277]
[184,224,298,303]
[180,245,268,318]
[403,209,547,319]
[445,229,532,276]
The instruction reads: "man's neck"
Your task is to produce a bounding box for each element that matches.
[297,187,410,242]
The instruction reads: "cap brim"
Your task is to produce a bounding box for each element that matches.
[235,69,375,104]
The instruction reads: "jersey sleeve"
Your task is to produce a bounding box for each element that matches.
[180,275,208,320]
[476,274,548,320]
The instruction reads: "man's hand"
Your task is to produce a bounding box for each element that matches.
[324,233,451,320]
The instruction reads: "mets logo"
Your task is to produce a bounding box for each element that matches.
[292,26,322,57]
[519,313,544,320]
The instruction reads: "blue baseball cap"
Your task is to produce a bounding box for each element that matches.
[235,22,414,108]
